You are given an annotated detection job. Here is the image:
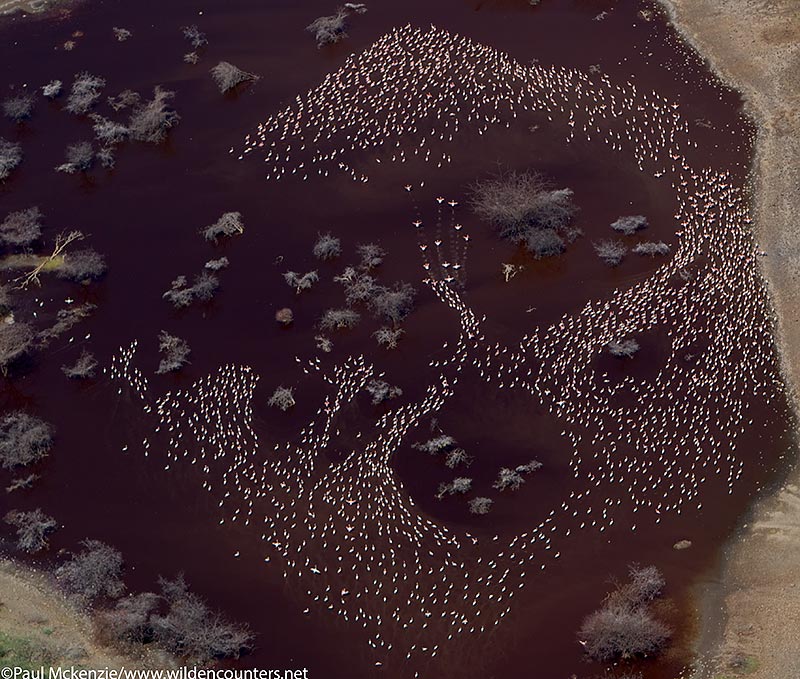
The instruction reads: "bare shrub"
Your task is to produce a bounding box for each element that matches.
[283,270,319,294]
[0,322,36,375]
[58,248,107,282]
[413,435,455,455]
[373,326,403,349]
[315,335,332,352]
[343,272,377,306]
[156,332,190,375]
[313,232,341,260]
[306,8,349,47]
[210,62,258,94]
[368,282,416,325]
[107,89,140,112]
[493,467,525,491]
[436,477,472,499]
[191,271,219,302]
[594,239,627,266]
[128,87,180,143]
[319,308,360,331]
[633,241,670,257]
[202,212,244,242]
[516,459,542,474]
[5,508,57,552]
[579,605,669,662]
[89,114,129,146]
[38,303,96,347]
[99,592,159,645]
[62,349,98,379]
[97,147,116,169]
[470,171,578,255]
[608,338,639,358]
[0,207,43,249]
[0,411,53,469]
[181,25,208,49]
[445,448,471,469]
[6,473,38,493]
[163,273,219,308]
[56,141,95,174]
[56,539,125,606]
[65,73,106,115]
[42,80,63,99]
[365,379,402,405]
[357,243,385,270]
[268,386,295,411]
[3,94,35,123]
[152,574,253,662]
[468,497,493,515]
[0,138,23,182]
[611,215,648,235]
[275,308,293,325]
[184,52,199,65]
[204,257,229,271]
[113,27,132,41]
[579,564,670,662]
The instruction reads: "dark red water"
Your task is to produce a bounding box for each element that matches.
[0,1,793,678]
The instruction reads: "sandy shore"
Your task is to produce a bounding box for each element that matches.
[656,1,800,677]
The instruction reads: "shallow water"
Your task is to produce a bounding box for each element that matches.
[0,1,793,678]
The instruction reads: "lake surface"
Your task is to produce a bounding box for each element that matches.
[0,1,793,677]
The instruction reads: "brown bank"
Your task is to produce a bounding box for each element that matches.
[657,1,800,677]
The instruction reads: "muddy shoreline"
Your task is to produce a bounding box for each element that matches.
[657,0,800,676]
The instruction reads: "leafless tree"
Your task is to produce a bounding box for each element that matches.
[468,497,493,515]
[56,539,125,606]
[319,308,360,331]
[210,62,259,94]
[156,331,191,374]
[56,141,95,174]
[42,80,63,99]
[202,212,244,242]
[4,508,57,552]
[633,241,670,257]
[607,338,639,358]
[0,207,42,249]
[413,435,456,455]
[3,94,35,123]
[14,230,84,289]
[368,282,416,325]
[611,215,648,235]
[0,138,22,182]
[58,248,107,282]
[62,349,98,379]
[313,232,341,260]
[89,114,130,146]
[0,411,53,468]
[493,467,525,491]
[128,87,180,143]
[357,243,386,270]
[268,386,295,411]
[99,592,159,645]
[594,239,627,266]
[436,477,472,499]
[181,25,208,49]
[470,171,578,256]
[152,574,253,662]
[65,73,106,115]
[284,270,319,294]
[0,323,36,375]
[373,326,403,349]
[445,448,472,469]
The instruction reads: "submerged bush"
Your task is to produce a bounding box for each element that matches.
[468,497,493,515]
[306,9,349,48]
[56,141,95,174]
[608,338,639,358]
[56,539,125,606]
[202,212,244,242]
[594,239,627,266]
[58,248,107,282]
[268,386,295,411]
[283,270,319,294]
[319,308,360,331]
[128,87,180,143]
[611,215,648,235]
[0,323,36,374]
[4,508,57,553]
[0,411,53,469]
[0,138,23,182]
[62,349,98,379]
[633,241,670,257]
[313,232,342,260]
[65,72,106,115]
[0,207,43,249]
[210,62,258,94]
[2,94,35,123]
[156,331,191,375]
